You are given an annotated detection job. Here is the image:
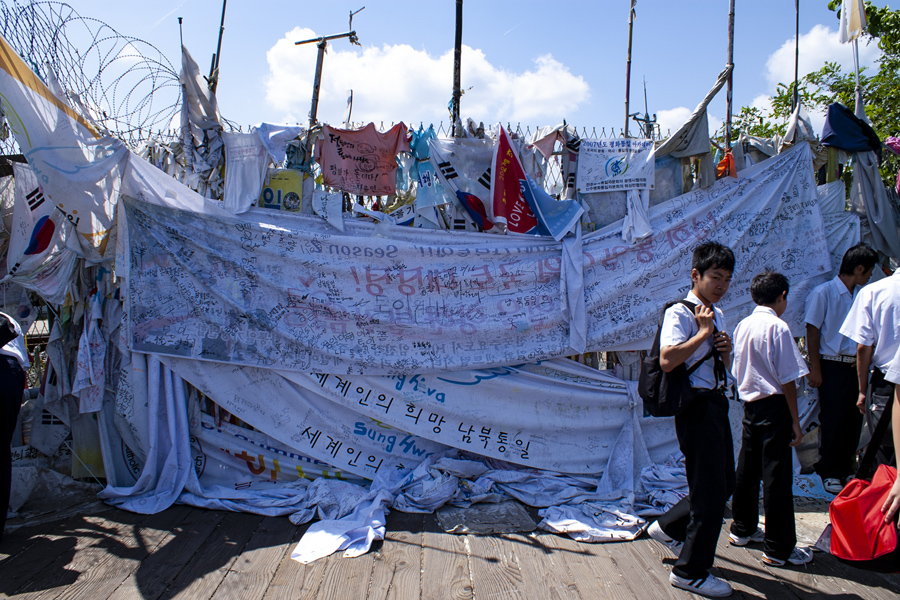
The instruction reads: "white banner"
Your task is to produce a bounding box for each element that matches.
[123,144,830,374]
[192,412,369,489]
[576,138,655,193]
[160,354,677,477]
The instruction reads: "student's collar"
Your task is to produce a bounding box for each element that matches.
[753,305,778,316]
[686,290,710,308]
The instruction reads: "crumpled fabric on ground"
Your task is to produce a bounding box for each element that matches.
[539,501,645,543]
[638,452,687,515]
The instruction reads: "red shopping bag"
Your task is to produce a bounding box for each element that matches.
[830,464,899,565]
[829,393,900,573]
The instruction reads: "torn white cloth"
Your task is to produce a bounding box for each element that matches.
[849,151,900,258]
[71,294,106,413]
[98,354,193,513]
[622,189,652,244]
[222,132,270,214]
[253,123,304,164]
[656,64,732,159]
[312,190,345,232]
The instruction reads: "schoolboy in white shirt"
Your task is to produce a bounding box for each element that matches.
[805,243,877,494]
[839,263,900,463]
[646,240,735,598]
[730,270,812,567]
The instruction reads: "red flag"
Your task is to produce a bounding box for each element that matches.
[490,126,540,234]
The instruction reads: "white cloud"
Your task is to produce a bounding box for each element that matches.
[750,94,773,112]
[654,107,724,144]
[656,106,691,139]
[264,28,590,128]
[764,24,881,90]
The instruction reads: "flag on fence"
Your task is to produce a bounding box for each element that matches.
[490,126,545,235]
[428,138,495,231]
[519,175,583,241]
[0,32,127,261]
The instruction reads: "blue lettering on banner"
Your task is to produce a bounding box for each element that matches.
[352,422,397,452]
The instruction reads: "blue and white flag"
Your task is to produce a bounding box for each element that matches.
[519,175,583,241]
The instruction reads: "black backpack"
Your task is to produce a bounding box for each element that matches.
[638,300,724,417]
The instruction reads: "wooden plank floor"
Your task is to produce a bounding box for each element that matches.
[2,503,899,599]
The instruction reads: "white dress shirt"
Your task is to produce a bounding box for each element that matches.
[659,291,730,390]
[840,271,900,384]
[733,306,809,402]
[804,275,858,357]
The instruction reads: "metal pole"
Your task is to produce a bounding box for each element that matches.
[725,0,735,149]
[624,0,635,138]
[451,0,463,137]
[792,0,800,112]
[178,17,183,48]
[309,39,327,129]
[210,0,227,93]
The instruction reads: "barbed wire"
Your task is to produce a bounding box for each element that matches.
[0,1,673,159]
[0,0,181,150]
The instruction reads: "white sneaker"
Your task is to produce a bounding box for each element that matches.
[728,527,765,546]
[761,546,814,567]
[647,520,683,555]
[823,478,843,494]
[669,572,733,597]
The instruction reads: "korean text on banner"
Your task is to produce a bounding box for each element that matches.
[577,138,655,193]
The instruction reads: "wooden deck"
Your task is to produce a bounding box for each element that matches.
[2,500,899,599]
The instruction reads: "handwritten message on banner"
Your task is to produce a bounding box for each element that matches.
[125,144,830,375]
[576,138,655,192]
[162,355,667,476]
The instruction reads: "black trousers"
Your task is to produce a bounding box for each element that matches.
[814,361,862,480]
[862,368,896,471]
[657,389,735,580]
[730,394,796,560]
[1,356,25,539]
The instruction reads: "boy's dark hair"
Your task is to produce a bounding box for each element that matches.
[692,240,735,275]
[839,243,878,275]
[751,270,789,305]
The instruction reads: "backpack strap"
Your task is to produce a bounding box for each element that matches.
[672,299,725,386]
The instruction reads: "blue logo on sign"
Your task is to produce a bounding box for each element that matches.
[605,156,628,177]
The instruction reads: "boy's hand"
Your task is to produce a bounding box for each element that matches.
[790,421,803,447]
[806,365,822,388]
[694,304,716,339]
[882,479,900,523]
[857,392,867,415]
[713,330,732,355]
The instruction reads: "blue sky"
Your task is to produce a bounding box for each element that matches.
[65,0,884,137]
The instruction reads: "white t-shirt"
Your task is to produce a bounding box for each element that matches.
[659,291,729,390]
[733,306,808,402]
[839,271,900,383]
[804,276,858,357]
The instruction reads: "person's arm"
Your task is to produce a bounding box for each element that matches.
[805,324,822,388]
[660,304,715,372]
[783,380,803,447]
[856,343,874,414]
[881,386,900,522]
